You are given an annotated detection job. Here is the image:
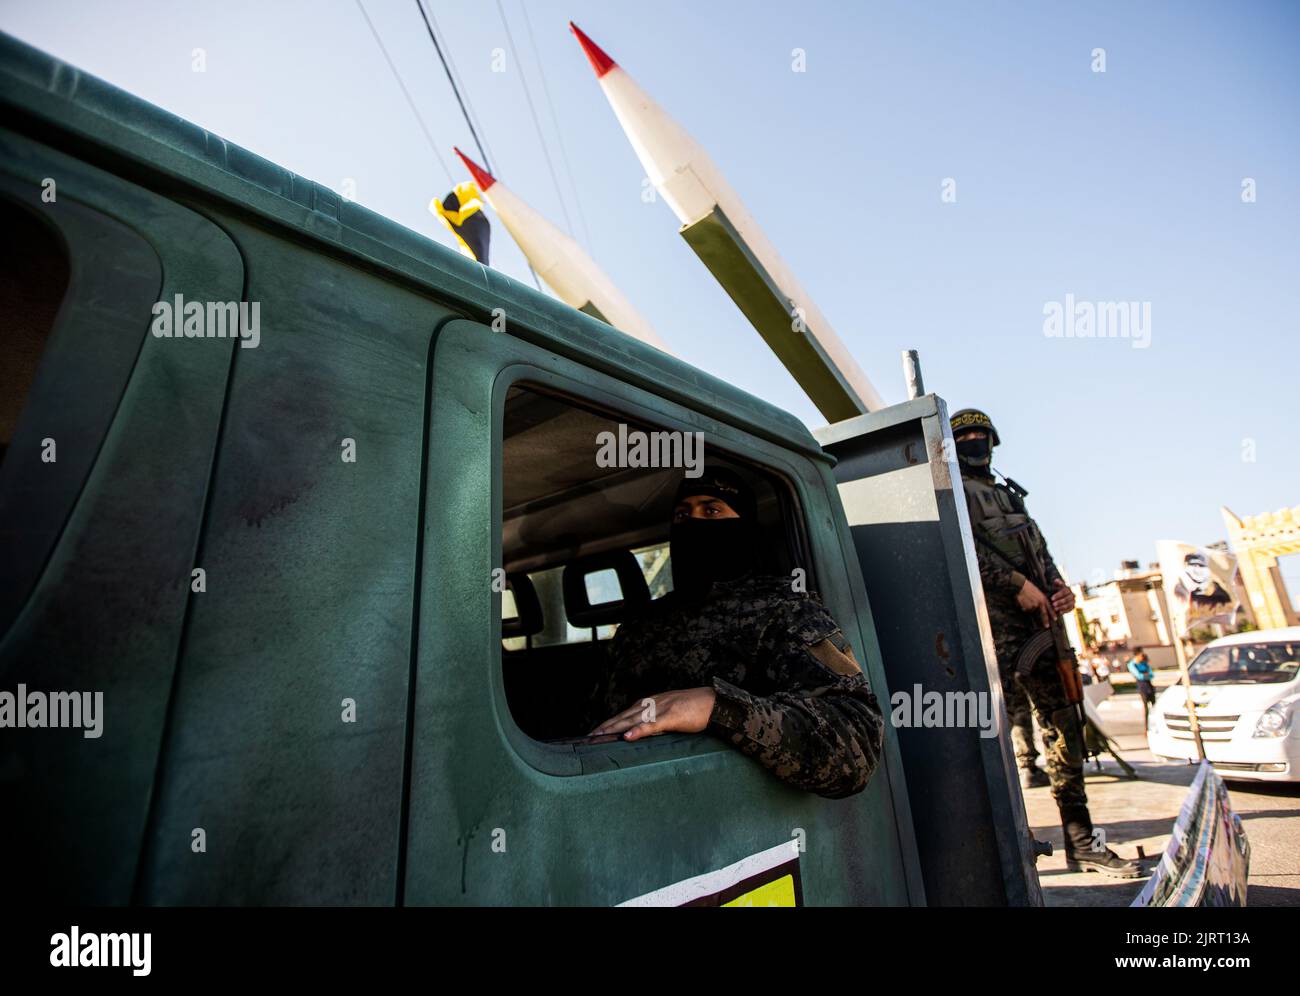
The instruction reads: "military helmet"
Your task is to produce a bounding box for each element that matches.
[949,408,1000,447]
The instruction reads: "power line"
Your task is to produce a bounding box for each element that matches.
[354,0,453,187]
[414,0,493,173]
[424,1,497,173]
[493,0,574,237]
[407,0,543,292]
[519,0,592,253]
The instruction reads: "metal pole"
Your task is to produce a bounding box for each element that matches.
[902,349,925,400]
[1171,630,1207,762]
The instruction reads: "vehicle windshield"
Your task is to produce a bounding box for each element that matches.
[1187,641,1300,685]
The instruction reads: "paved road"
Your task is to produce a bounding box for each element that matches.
[1021,683,1300,907]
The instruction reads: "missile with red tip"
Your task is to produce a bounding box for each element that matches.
[570,22,884,419]
[443,147,668,353]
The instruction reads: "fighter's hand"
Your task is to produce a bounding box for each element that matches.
[1016,579,1056,628]
[589,687,718,741]
[1050,579,1075,615]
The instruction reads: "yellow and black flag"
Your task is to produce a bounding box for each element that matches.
[431,180,491,264]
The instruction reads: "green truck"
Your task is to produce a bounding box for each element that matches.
[0,32,1038,906]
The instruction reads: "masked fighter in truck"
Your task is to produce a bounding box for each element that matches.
[588,467,884,799]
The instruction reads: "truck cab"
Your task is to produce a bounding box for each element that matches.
[0,31,1037,906]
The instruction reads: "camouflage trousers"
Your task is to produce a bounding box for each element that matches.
[1003,673,1039,770]
[990,605,1087,809]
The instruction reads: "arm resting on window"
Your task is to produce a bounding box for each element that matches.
[706,599,884,799]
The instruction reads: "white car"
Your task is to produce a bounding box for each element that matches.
[1147,627,1300,782]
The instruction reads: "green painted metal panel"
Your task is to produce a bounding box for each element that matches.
[577,299,608,324]
[132,215,456,904]
[403,320,920,905]
[0,129,242,904]
[816,398,1043,905]
[680,207,865,424]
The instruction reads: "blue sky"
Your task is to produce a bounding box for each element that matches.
[3,0,1297,591]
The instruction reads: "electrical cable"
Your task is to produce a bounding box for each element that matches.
[354,0,454,186]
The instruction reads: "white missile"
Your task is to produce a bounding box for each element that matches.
[447,147,669,353]
[570,22,885,419]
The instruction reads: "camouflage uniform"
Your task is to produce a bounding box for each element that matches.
[952,410,1139,877]
[962,473,1087,809]
[591,574,884,799]
[1002,671,1040,771]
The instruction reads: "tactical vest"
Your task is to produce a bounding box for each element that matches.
[961,474,1047,577]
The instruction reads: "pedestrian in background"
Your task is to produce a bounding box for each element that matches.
[1127,647,1157,721]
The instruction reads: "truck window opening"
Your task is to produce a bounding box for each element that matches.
[499,384,798,743]
[0,198,70,469]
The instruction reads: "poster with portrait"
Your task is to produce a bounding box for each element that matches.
[1157,541,1240,637]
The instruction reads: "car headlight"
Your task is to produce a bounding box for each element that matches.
[1253,698,1298,739]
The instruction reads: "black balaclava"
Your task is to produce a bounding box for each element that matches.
[669,467,758,598]
[955,434,993,473]
[950,409,999,476]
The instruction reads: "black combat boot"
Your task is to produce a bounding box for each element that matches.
[1020,765,1050,789]
[1060,804,1143,878]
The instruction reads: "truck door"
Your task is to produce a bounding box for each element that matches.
[815,394,1043,906]
[402,318,924,906]
[0,127,242,903]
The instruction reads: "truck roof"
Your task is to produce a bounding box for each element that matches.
[0,30,828,463]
